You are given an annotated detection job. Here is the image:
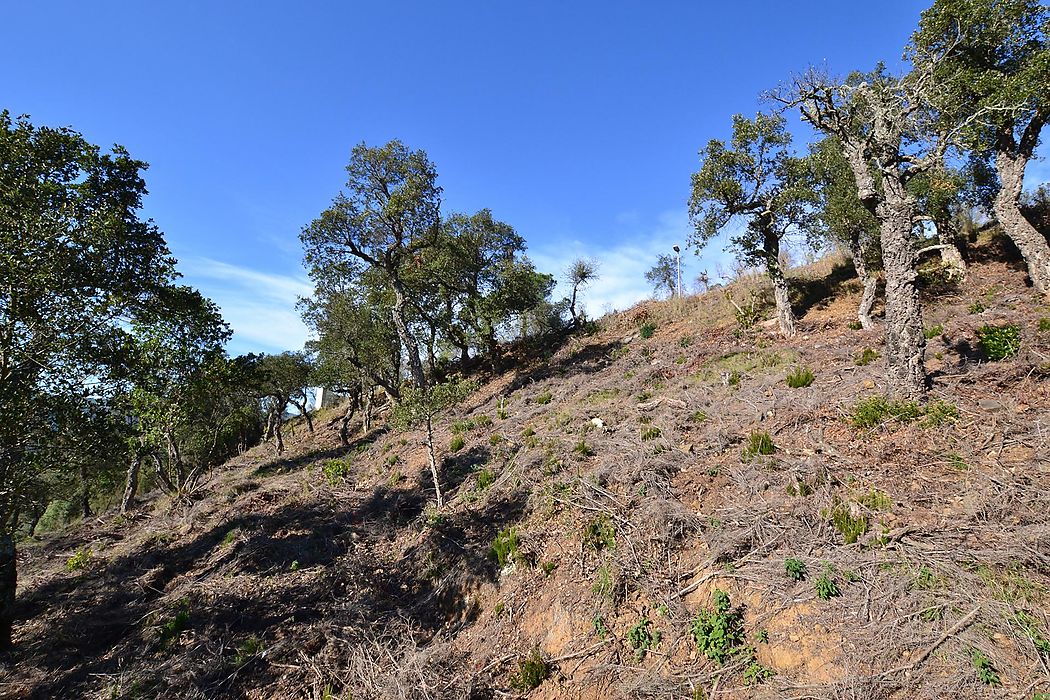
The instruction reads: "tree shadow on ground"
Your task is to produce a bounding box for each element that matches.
[791,260,859,318]
[253,427,388,477]
[505,339,625,396]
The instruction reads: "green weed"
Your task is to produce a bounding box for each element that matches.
[627,617,661,659]
[785,558,807,582]
[690,589,745,665]
[741,431,775,461]
[977,324,1021,361]
[855,347,879,366]
[583,515,616,551]
[491,527,521,568]
[640,322,656,339]
[510,647,550,690]
[66,547,92,571]
[785,366,815,388]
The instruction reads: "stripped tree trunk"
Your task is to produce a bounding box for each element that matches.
[424,416,443,507]
[848,235,878,329]
[121,455,142,513]
[762,227,796,337]
[0,533,15,650]
[995,147,1050,295]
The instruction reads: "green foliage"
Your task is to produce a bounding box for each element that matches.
[476,468,495,490]
[593,614,609,640]
[847,320,863,330]
[639,321,657,339]
[968,301,986,314]
[815,566,840,600]
[593,565,615,599]
[741,431,775,461]
[785,558,808,581]
[1039,317,1050,333]
[690,589,745,665]
[534,391,553,405]
[829,502,868,544]
[583,515,616,551]
[573,440,594,457]
[970,648,1000,686]
[540,560,558,577]
[923,400,959,426]
[66,547,93,572]
[449,435,465,452]
[690,410,708,423]
[785,366,815,388]
[220,528,241,548]
[321,458,354,485]
[850,395,957,429]
[1010,610,1050,657]
[156,599,192,647]
[743,661,774,685]
[679,335,694,347]
[640,426,662,441]
[923,324,944,339]
[491,527,521,568]
[233,636,263,666]
[976,324,1021,361]
[855,347,880,366]
[510,647,550,691]
[627,617,661,659]
[856,489,891,511]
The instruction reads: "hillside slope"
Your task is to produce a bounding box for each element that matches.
[3,235,1050,700]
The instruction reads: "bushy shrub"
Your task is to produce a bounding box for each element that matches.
[582,515,616,551]
[785,366,815,388]
[491,527,521,568]
[976,324,1020,361]
[854,347,879,366]
[639,322,656,339]
[510,647,550,690]
[322,458,354,485]
[449,434,465,452]
[691,589,745,664]
[741,431,775,460]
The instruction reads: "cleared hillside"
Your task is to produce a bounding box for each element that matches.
[3,233,1050,700]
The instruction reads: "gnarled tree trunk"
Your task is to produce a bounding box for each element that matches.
[935,219,967,278]
[994,147,1050,295]
[878,181,927,398]
[121,455,142,513]
[848,235,878,329]
[762,228,796,337]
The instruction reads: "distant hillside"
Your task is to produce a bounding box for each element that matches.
[4,231,1049,700]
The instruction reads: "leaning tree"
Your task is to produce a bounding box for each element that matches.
[689,112,816,337]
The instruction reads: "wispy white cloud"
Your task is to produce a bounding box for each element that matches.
[529,209,733,318]
[179,258,314,355]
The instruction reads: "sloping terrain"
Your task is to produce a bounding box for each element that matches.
[3,233,1049,700]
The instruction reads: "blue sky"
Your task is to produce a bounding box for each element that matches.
[5,1,1044,355]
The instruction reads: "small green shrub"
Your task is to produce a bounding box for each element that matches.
[593,564,615,599]
[923,324,944,339]
[850,396,922,428]
[640,322,656,339]
[640,426,662,441]
[856,489,891,511]
[66,547,92,571]
[474,414,493,428]
[593,614,609,640]
[691,589,745,665]
[829,502,868,544]
[489,433,503,445]
[970,648,1000,686]
[726,370,741,386]
[220,528,241,548]
[491,528,521,568]
[582,515,616,551]
[968,301,986,314]
[815,566,840,600]
[923,400,959,426]
[540,560,558,577]
[573,439,594,457]
[785,366,815,388]
[233,635,263,666]
[449,434,465,452]
[743,661,774,685]
[854,347,879,366]
[627,617,661,659]
[690,410,708,423]
[741,431,775,461]
[321,458,354,485]
[976,324,1021,361]
[785,558,807,581]
[679,335,693,347]
[476,468,495,490]
[847,320,863,331]
[510,647,550,690]
[156,599,191,647]
[1039,317,1050,333]
[534,391,553,405]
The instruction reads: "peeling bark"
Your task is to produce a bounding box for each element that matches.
[121,455,142,513]
[848,235,878,329]
[762,228,796,337]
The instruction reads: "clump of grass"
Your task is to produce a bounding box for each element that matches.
[534,391,553,405]
[785,366,815,388]
[741,430,775,461]
[582,515,616,551]
[490,527,521,568]
[828,502,868,544]
[476,468,495,490]
[847,320,863,331]
[856,489,891,511]
[690,410,707,423]
[850,396,922,428]
[156,599,192,647]
[1039,317,1050,333]
[640,426,662,441]
[573,439,594,457]
[627,617,661,660]
[510,647,550,690]
[854,347,879,366]
[815,565,840,600]
[449,434,465,452]
[66,547,93,572]
[321,458,354,485]
[233,635,263,666]
[968,301,986,314]
[923,323,944,339]
[489,433,503,445]
[970,648,1000,686]
[593,564,615,599]
[923,400,959,426]
[220,528,241,547]
[639,321,656,339]
[679,335,693,347]
[785,558,807,581]
[691,589,745,664]
[593,614,609,640]
[976,324,1021,361]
